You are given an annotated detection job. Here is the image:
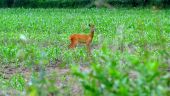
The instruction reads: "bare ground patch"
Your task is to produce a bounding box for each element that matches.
[0,60,84,96]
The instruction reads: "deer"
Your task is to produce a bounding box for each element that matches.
[68,24,95,53]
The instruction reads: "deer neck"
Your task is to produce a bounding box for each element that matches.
[89,28,95,39]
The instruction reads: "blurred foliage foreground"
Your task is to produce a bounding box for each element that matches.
[0,8,169,95]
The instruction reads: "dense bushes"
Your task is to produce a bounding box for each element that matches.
[0,0,170,8]
[108,0,170,7]
[0,0,91,8]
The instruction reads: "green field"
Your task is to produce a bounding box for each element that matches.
[0,8,169,95]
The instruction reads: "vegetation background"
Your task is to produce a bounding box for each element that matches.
[0,0,169,96]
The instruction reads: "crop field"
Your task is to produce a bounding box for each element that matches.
[0,8,169,95]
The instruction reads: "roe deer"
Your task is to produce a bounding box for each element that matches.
[68,24,95,53]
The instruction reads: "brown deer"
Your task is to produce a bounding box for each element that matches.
[68,24,95,53]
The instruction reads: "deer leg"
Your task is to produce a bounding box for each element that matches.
[69,38,74,48]
[86,42,91,54]
[69,41,74,48]
[69,43,73,48]
[69,39,78,49]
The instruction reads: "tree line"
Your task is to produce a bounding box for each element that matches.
[0,0,170,8]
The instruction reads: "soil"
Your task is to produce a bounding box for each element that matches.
[0,59,85,96]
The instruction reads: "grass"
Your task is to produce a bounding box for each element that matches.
[0,8,169,95]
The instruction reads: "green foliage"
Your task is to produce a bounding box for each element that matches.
[10,74,25,91]
[0,8,169,95]
[73,45,169,95]
[18,34,58,96]
[26,72,58,96]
